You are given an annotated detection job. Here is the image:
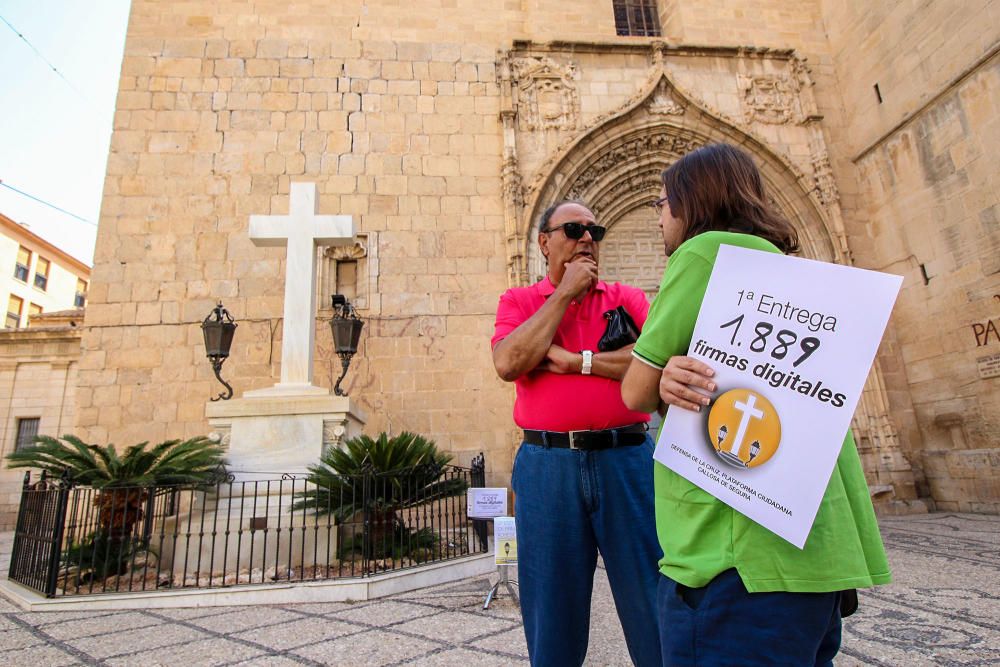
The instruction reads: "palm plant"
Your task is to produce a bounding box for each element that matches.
[7,434,226,581]
[6,434,226,488]
[293,432,467,560]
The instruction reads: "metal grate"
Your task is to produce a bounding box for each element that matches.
[8,473,70,596]
[613,0,662,37]
[9,461,488,598]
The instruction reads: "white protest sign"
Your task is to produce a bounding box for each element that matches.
[494,517,517,565]
[654,245,902,548]
[467,488,508,519]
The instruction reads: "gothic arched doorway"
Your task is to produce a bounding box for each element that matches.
[503,66,916,510]
[521,75,843,297]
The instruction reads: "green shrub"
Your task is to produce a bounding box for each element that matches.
[7,434,226,584]
[293,432,467,562]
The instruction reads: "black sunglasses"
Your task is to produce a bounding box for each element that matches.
[543,222,607,242]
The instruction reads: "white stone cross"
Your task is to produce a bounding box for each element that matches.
[729,394,765,455]
[249,182,355,393]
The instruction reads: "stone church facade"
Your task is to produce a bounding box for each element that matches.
[75,1,999,513]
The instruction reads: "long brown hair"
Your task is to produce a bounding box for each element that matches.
[661,143,799,254]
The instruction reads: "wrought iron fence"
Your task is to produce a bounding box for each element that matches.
[9,458,487,598]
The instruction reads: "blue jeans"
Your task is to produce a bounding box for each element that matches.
[512,436,661,667]
[657,569,842,666]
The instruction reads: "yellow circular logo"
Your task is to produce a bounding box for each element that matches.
[706,389,781,468]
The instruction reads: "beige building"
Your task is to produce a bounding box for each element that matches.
[66,0,998,516]
[0,310,83,529]
[0,213,91,329]
[0,214,90,528]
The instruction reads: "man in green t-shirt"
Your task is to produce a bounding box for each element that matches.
[621,144,891,666]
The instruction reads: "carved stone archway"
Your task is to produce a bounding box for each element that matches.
[498,48,921,510]
[521,73,842,285]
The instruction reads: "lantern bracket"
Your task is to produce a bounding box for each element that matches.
[330,295,364,397]
[201,302,238,401]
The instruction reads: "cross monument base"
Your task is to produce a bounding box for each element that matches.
[206,393,366,481]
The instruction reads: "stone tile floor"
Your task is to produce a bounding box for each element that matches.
[0,513,997,666]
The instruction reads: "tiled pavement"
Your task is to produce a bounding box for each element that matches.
[0,513,997,666]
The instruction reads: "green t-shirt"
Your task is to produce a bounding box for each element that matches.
[634,231,892,593]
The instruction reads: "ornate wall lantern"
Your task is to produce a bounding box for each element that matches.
[329,294,364,396]
[201,302,237,401]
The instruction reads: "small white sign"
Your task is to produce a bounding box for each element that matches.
[655,245,902,548]
[978,352,1000,380]
[494,516,517,565]
[467,488,508,519]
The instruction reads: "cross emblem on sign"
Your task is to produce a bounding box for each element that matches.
[249,182,356,392]
[729,394,765,456]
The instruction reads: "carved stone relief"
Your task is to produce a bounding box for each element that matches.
[806,127,842,210]
[326,239,367,263]
[208,427,232,448]
[647,78,686,116]
[322,418,347,452]
[738,73,799,124]
[511,56,580,131]
[588,166,665,216]
[791,55,820,121]
[811,150,840,207]
[566,132,703,202]
[501,155,526,211]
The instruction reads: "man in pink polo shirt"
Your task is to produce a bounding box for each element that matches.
[492,201,661,666]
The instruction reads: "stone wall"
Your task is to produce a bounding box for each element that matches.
[852,55,1000,511]
[821,0,1000,511]
[83,0,849,490]
[82,1,539,484]
[0,326,81,530]
[79,0,998,511]
[660,0,829,53]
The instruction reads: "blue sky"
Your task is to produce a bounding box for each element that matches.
[0,1,131,264]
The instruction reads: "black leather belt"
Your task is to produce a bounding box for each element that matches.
[522,423,647,450]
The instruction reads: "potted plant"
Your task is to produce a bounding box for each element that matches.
[292,431,467,563]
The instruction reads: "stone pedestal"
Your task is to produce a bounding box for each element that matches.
[205,391,366,480]
[183,391,367,579]
[158,482,340,584]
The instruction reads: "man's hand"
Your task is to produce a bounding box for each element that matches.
[536,344,580,374]
[660,356,716,412]
[556,257,598,302]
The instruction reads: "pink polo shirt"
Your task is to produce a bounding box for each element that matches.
[492,277,651,431]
